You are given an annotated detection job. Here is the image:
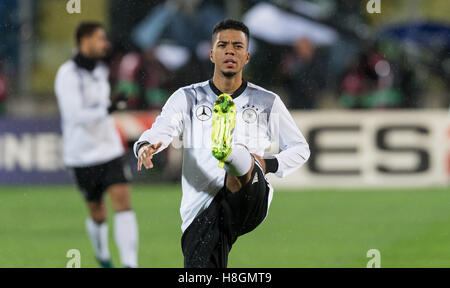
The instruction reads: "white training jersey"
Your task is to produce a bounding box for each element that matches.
[55,60,124,167]
[134,80,310,232]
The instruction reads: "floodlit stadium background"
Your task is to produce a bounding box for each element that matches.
[0,0,449,267]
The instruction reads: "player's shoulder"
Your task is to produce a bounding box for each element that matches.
[57,60,109,79]
[174,80,210,99]
[246,82,277,96]
[179,80,209,93]
[55,60,77,80]
[247,82,279,99]
[163,81,209,108]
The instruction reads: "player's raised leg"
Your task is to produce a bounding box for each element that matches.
[211,92,271,239]
[211,93,262,192]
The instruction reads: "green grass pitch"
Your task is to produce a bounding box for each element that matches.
[0,184,449,267]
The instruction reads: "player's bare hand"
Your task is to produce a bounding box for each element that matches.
[137,141,163,171]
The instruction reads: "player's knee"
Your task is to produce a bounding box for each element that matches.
[91,214,107,223]
[111,197,132,212]
[226,174,243,193]
[114,204,132,213]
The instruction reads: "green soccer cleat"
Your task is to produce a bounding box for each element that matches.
[212,93,236,168]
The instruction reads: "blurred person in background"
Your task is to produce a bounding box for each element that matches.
[0,59,8,115]
[441,47,450,109]
[280,37,329,109]
[338,44,403,109]
[112,49,172,110]
[54,22,138,268]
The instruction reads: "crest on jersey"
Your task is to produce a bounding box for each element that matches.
[195,105,212,121]
[242,108,258,124]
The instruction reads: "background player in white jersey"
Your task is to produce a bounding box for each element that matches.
[135,19,310,267]
[55,22,138,268]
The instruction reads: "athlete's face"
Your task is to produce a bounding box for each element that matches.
[210,29,250,78]
[82,28,110,59]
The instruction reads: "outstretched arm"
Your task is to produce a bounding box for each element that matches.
[133,88,187,170]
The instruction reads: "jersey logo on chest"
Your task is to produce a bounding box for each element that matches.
[195,105,212,121]
[241,105,258,124]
